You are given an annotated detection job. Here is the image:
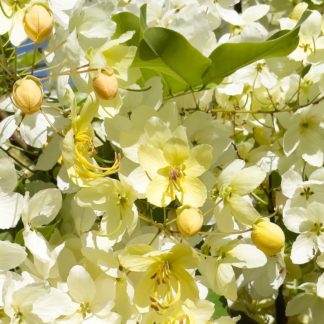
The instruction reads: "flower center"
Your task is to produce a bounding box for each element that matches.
[73,130,120,179]
[169,166,181,181]
[300,186,314,200]
[149,261,180,313]
[312,222,324,236]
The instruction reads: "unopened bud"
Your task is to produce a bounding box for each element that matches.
[176,208,203,236]
[251,218,285,256]
[92,70,118,100]
[23,4,54,44]
[12,76,43,114]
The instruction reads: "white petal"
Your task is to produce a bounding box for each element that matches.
[78,5,115,39]
[218,159,245,187]
[33,288,77,322]
[0,241,26,271]
[283,126,299,156]
[20,113,48,148]
[307,202,324,224]
[0,5,10,34]
[283,207,310,233]
[231,166,265,195]
[228,194,259,225]
[242,5,269,22]
[24,189,62,228]
[0,192,23,229]
[281,169,303,198]
[229,244,267,268]
[291,233,317,264]
[317,273,324,298]
[216,4,244,25]
[67,265,96,303]
[35,134,63,171]
[286,294,313,316]
[0,115,20,145]
[0,156,17,193]
[23,229,51,262]
[9,10,27,46]
[216,263,237,300]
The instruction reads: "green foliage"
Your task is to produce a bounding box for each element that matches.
[112,12,143,46]
[133,11,311,95]
[207,290,229,319]
[203,12,309,85]
[133,27,211,95]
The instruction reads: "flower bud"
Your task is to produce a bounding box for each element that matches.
[23,4,54,44]
[92,71,118,100]
[176,208,203,236]
[12,76,43,114]
[251,218,285,256]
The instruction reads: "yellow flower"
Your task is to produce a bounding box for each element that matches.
[138,127,212,207]
[62,91,120,186]
[119,243,199,313]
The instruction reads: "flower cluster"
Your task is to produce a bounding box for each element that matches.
[0,0,324,323]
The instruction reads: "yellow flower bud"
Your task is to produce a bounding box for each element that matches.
[176,208,203,236]
[251,218,285,256]
[12,76,43,114]
[92,71,118,100]
[23,4,54,44]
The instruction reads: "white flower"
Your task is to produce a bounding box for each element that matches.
[64,265,119,323]
[284,202,324,264]
[286,273,324,323]
[0,96,68,149]
[0,151,24,230]
[283,103,324,167]
[199,235,267,300]
[281,168,324,209]
[214,159,266,231]
[2,271,76,323]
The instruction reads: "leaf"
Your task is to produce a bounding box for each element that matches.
[206,290,229,319]
[112,12,142,46]
[132,27,211,95]
[203,10,311,85]
[140,4,147,31]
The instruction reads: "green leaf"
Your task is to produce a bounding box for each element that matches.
[112,12,142,46]
[0,230,13,242]
[132,27,211,95]
[203,10,311,85]
[206,290,229,319]
[140,4,147,31]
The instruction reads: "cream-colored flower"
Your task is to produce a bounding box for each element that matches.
[138,126,212,207]
[214,159,266,231]
[61,90,120,186]
[119,243,199,313]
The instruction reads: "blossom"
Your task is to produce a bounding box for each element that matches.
[213,159,266,231]
[283,103,324,167]
[138,124,212,207]
[119,243,199,313]
[284,202,324,264]
[199,234,267,300]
